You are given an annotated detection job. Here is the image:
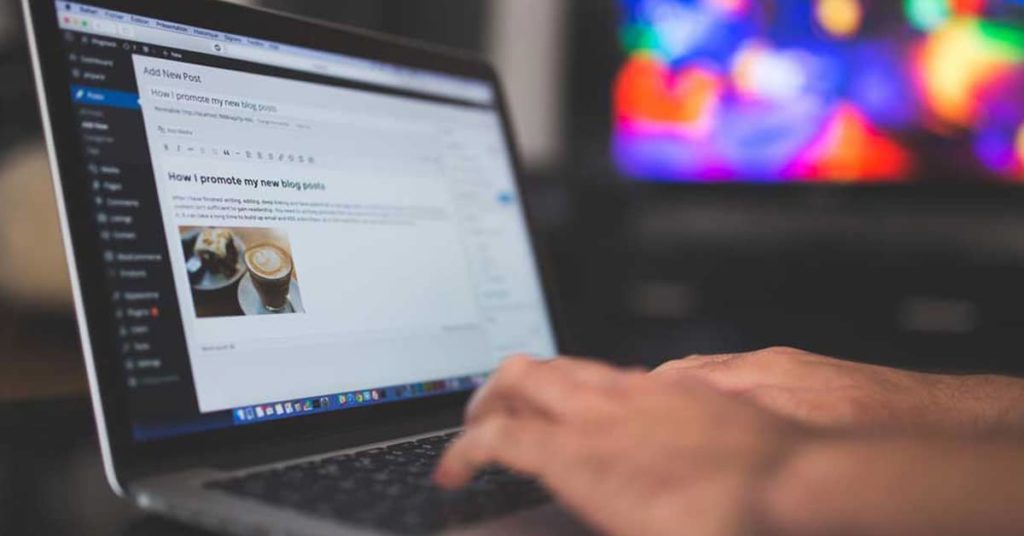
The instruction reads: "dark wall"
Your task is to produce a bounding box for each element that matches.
[256,0,485,52]
[0,0,40,152]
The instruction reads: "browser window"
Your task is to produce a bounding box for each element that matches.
[53,1,556,440]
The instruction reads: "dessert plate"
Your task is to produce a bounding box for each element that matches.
[181,229,247,292]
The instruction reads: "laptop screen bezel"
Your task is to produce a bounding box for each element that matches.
[24,0,565,484]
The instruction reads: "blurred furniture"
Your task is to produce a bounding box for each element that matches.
[0,144,85,402]
[0,0,85,403]
[0,144,72,310]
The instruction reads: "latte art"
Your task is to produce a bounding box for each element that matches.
[244,244,294,312]
[245,245,291,280]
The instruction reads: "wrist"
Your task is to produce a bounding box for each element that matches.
[748,426,831,536]
[751,438,816,536]
[754,433,874,536]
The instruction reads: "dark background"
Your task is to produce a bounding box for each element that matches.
[3,0,1024,534]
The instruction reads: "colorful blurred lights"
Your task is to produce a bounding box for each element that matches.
[906,0,951,32]
[789,103,911,181]
[1016,123,1024,168]
[816,0,864,39]
[614,54,722,135]
[951,0,987,15]
[919,19,1024,126]
[616,0,1024,183]
[646,0,714,61]
[732,44,808,101]
[706,0,749,16]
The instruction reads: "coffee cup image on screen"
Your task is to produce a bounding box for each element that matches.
[180,226,305,317]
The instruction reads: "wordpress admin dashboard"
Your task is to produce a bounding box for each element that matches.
[54,2,555,438]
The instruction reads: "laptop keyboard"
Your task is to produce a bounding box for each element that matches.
[205,432,550,534]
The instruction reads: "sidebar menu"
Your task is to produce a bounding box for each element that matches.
[61,28,199,429]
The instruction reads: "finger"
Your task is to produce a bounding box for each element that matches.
[434,414,561,489]
[465,356,618,425]
[465,356,568,424]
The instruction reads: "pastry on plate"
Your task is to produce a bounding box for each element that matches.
[193,228,238,276]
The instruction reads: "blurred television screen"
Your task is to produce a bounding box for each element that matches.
[613,0,1024,183]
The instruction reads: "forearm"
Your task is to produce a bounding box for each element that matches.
[653,349,1024,436]
[949,374,1024,434]
[759,436,1024,536]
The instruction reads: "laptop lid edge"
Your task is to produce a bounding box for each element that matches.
[21,0,127,496]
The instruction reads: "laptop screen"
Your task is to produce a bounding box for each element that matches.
[49,1,557,442]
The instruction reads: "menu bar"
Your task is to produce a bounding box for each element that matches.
[64,35,190,397]
[54,1,495,105]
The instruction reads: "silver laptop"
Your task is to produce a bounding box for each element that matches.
[22,0,583,533]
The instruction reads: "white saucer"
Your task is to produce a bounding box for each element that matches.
[237,273,304,315]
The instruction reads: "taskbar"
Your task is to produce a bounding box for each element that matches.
[230,374,489,425]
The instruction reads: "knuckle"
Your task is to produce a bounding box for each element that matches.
[495,356,534,386]
[757,347,809,366]
[506,353,537,363]
[763,346,808,357]
[778,347,827,367]
[503,355,536,377]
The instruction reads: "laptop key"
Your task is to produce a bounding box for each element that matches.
[205,432,550,534]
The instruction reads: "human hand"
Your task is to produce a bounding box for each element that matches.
[434,356,805,536]
[652,347,1023,434]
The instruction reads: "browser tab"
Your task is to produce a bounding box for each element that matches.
[53,0,494,105]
